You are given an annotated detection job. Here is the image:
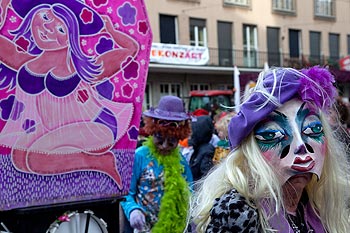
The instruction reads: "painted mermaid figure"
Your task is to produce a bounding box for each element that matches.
[0,0,139,189]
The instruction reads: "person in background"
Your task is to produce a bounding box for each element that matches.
[328,97,350,129]
[121,95,192,233]
[212,111,236,164]
[328,97,350,155]
[189,115,216,182]
[189,66,350,232]
[178,137,194,163]
[192,109,220,147]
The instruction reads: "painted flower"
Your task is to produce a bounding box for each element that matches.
[117,3,136,25]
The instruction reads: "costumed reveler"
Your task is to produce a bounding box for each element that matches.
[189,66,350,232]
[121,95,193,233]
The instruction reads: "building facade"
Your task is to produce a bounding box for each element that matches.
[144,0,350,109]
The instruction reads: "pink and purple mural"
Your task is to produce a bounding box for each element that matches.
[0,0,152,210]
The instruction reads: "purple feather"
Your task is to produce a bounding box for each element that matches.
[299,66,337,110]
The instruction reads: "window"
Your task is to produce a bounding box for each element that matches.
[224,0,250,6]
[143,84,152,110]
[272,0,295,12]
[329,33,339,62]
[309,31,321,64]
[218,21,233,66]
[315,0,334,17]
[289,29,301,58]
[173,0,200,2]
[190,84,209,91]
[190,18,207,47]
[159,14,178,44]
[243,24,258,67]
[160,83,182,97]
[267,27,281,66]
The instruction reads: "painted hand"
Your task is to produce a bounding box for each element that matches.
[130,209,146,231]
[0,0,10,23]
[101,15,114,33]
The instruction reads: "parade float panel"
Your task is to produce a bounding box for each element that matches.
[0,0,152,210]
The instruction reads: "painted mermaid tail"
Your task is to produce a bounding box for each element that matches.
[12,149,123,189]
[6,114,125,188]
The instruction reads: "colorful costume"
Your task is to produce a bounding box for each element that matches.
[190,66,350,232]
[121,95,193,233]
[121,142,192,230]
[207,189,325,232]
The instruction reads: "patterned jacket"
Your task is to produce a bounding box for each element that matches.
[121,145,193,228]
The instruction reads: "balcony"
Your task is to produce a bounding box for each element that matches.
[272,0,296,15]
[149,47,350,83]
[224,0,251,8]
[149,45,345,78]
[206,47,338,70]
[314,0,335,18]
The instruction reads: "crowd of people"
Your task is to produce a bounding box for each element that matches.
[122,65,350,233]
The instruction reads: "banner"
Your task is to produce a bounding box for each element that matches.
[150,43,209,65]
[339,55,350,71]
[0,0,152,210]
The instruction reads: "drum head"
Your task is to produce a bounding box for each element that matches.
[47,211,108,233]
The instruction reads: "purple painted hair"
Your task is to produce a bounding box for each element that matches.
[11,3,101,82]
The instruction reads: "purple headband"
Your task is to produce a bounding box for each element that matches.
[228,66,337,149]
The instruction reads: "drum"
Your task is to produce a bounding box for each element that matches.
[46,210,108,233]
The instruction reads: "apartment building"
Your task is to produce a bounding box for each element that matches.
[144,0,350,108]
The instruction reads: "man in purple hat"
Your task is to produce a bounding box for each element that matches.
[121,95,193,233]
[189,66,350,232]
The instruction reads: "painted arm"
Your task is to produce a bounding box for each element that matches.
[0,1,33,70]
[0,36,34,70]
[95,16,139,80]
[0,0,10,26]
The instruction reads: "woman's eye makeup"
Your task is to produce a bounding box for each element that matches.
[255,130,284,142]
[303,122,322,134]
[254,127,286,152]
[302,115,324,141]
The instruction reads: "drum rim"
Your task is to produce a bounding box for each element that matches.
[46,210,108,233]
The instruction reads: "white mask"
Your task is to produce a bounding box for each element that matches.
[254,99,326,184]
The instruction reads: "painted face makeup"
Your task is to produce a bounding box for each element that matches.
[254,99,326,184]
[153,132,179,155]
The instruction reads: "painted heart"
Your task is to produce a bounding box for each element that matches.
[77,89,89,103]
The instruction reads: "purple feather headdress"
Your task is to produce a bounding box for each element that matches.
[299,66,337,111]
[228,66,338,149]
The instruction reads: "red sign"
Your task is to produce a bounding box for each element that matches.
[339,56,350,71]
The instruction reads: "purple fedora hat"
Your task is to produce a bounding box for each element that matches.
[228,66,337,149]
[11,0,103,35]
[143,95,190,121]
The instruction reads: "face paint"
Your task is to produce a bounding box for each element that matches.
[254,99,326,184]
[153,132,179,155]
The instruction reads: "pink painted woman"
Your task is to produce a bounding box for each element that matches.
[0,0,140,189]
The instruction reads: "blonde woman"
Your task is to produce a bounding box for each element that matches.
[212,112,235,164]
[190,66,350,232]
